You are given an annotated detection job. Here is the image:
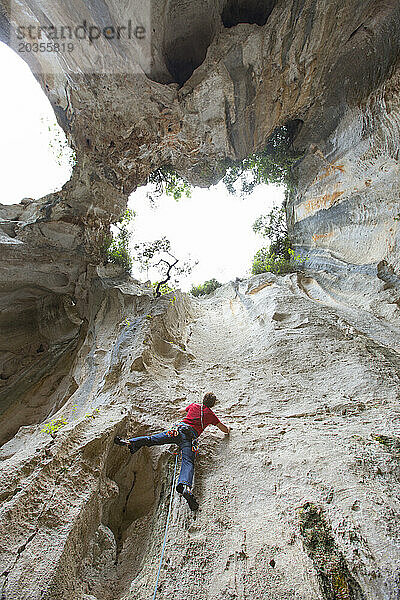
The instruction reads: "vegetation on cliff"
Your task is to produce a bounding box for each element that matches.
[105,124,305,281]
[190,278,222,297]
[251,205,306,275]
[103,209,134,272]
[222,124,302,196]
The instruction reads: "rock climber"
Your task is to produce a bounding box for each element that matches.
[114,392,230,511]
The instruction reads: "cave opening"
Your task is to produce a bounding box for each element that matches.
[0,42,78,446]
[163,33,213,86]
[0,41,74,204]
[124,176,283,293]
[221,0,277,28]
[161,12,216,86]
[0,35,303,304]
[107,120,304,294]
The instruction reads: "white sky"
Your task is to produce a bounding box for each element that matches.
[0,41,285,291]
[128,183,283,289]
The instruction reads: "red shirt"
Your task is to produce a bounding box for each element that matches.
[183,403,221,436]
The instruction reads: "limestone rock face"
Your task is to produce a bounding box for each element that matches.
[1,1,400,599]
[1,275,400,600]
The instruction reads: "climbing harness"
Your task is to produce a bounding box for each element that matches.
[167,421,185,437]
[167,426,180,437]
[152,453,178,600]
[191,437,199,456]
[167,419,201,460]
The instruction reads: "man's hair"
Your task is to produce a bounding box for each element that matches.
[203,392,217,408]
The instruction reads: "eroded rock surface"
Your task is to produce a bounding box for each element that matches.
[1,275,400,599]
[0,1,400,599]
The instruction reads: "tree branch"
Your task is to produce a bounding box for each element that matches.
[155,257,179,297]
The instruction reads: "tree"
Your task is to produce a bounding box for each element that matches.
[103,209,134,273]
[253,206,290,260]
[146,166,192,202]
[190,278,222,297]
[134,237,197,297]
[222,124,303,196]
[251,205,306,275]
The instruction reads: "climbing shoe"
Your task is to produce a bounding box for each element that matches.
[114,436,128,446]
[182,485,199,511]
[127,441,141,455]
[114,437,141,455]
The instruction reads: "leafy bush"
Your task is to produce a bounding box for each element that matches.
[147,166,192,201]
[251,205,307,275]
[153,282,175,296]
[252,247,305,275]
[104,209,134,273]
[222,124,304,196]
[41,416,67,436]
[190,278,222,297]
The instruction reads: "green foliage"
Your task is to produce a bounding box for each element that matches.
[42,416,67,436]
[253,206,290,259]
[147,166,192,201]
[104,209,134,273]
[299,503,362,600]
[134,237,197,296]
[222,125,303,196]
[152,282,175,296]
[42,117,76,170]
[252,247,305,275]
[251,205,307,275]
[190,278,222,297]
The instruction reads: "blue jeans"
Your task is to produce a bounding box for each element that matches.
[128,424,198,491]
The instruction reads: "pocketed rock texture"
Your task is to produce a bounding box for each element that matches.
[1,0,400,599]
[1,274,400,600]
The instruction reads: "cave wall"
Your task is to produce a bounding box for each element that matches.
[1,274,400,600]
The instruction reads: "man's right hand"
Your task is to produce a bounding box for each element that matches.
[217,423,230,434]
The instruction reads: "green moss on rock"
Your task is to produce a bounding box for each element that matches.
[298,503,365,600]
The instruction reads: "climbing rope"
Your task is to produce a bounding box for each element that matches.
[152,453,178,600]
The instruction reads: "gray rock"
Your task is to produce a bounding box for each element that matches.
[0,1,400,599]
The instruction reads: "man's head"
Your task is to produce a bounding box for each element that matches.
[203,392,217,408]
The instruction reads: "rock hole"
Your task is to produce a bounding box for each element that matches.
[155,2,220,86]
[272,312,290,322]
[104,444,159,552]
[163,30,214,86]
[221,0,277,28]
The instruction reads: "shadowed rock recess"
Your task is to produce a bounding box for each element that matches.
[0,1,400,599]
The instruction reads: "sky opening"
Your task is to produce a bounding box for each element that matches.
[0,41,284,290]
